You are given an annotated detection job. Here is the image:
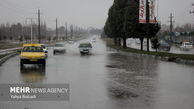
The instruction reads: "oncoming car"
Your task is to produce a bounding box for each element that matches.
[78,42,92,55]
[68,40,74,44]
[53,43,66,54]
[91,38,96,43]
[20,44,47,68]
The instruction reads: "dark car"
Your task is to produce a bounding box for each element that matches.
[78,43,92,55]
[158,41,171,51]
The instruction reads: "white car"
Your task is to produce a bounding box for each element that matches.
[91,38,96,42]
[180,42,193,50]
[135,39,141,44]
[53,43,66,54]
[78,43,92,55]
[135,39,146,45]
[68,40,74,44]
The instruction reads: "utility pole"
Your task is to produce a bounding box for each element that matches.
[168,13,175,42]
[169,13,174,34]
[56,18,58,41]
[146,0,150,51]
[30,19,33,43]
[26,18,37,44]
[65,22,68,40]
[75,26,77,37]
[190,3,194,43]
[43,21,47,40]
[38,9,41,43]
[70,25,73,39]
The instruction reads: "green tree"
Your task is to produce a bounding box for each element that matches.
[151,37,160,52]
[104,5,118,45]
[104,0,160,50]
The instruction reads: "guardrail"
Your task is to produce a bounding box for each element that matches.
[0,47,22,55]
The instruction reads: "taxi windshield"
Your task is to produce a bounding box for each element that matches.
[22,46,44,52]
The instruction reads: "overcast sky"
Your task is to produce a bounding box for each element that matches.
[0,0,194,29]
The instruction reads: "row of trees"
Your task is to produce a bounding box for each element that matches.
[160,23,194,33]
[174,24,194,32]
[160,23,194,37]
[0,22,88,42]
[0,22,47,41]
[104,0,160,50]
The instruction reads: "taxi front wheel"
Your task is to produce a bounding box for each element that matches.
[42,60,46,67]
[20,61,24,69]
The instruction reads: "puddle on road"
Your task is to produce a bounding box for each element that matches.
[106,65,120,68]
[20,65,46,83]
[105,53,159,106]
[108,85,139,99]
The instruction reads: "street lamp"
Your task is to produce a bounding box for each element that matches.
[25,18,37,44]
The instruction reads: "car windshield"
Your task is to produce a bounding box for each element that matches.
[79,44,91,48]
[159,41,169,46]
[22,46,44,52]
[161,42,169,46]
[185,42,192,45]
[55,44,64,47]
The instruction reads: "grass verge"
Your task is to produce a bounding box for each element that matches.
[0,54,9,60]
[0,42,22,50]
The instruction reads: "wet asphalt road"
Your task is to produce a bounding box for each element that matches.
[0,36,194,109]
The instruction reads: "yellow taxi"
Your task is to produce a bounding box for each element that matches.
[20,44,47,68]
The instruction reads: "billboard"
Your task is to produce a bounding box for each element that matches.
[139,0,156,23]
[139,0,146,23]
[149,0,156,23]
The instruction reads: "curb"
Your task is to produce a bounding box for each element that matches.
[0,52,19,66]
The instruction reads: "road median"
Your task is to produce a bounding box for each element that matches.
[104,38,194,64]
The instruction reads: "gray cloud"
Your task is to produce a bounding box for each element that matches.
[0,0,193,29]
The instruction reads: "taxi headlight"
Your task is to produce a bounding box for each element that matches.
[40,56,46,59]
[20,56,28,59]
